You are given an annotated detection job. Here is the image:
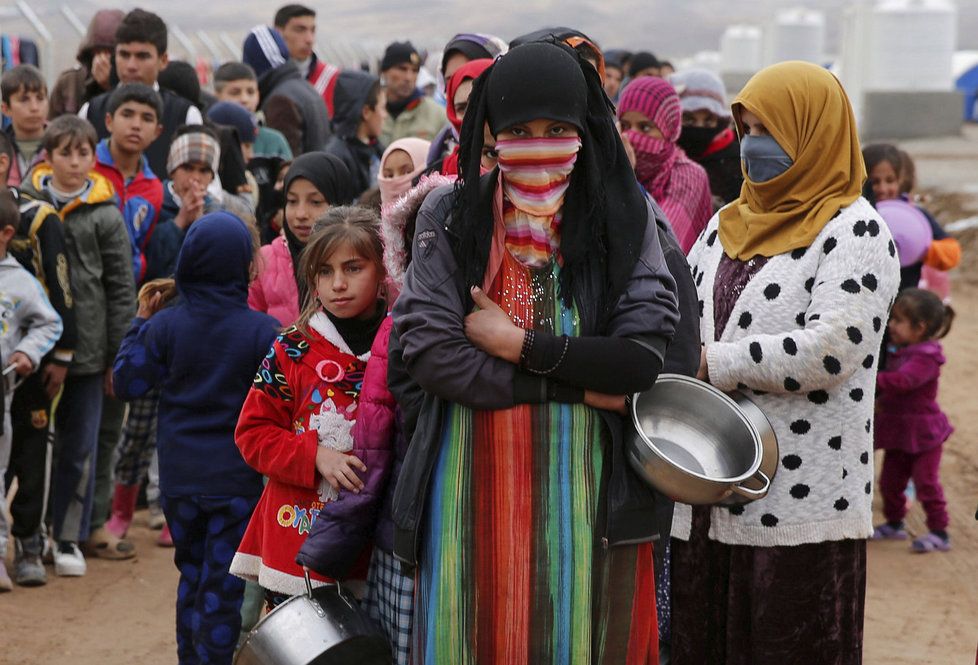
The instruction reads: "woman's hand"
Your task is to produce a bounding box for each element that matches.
[584,390,627,414]
[315,447,366,494]
[696,345,710,382]
[464,286,525,364]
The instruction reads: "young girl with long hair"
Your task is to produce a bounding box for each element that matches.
[862,144,961,292]
[231,206,392,605]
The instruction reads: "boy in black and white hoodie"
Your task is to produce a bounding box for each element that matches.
[0,190,63,592]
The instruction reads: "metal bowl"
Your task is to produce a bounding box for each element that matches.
[627,374,770,505]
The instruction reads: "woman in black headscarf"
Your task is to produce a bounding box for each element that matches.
[248,152,354,325]
[391,41,679,663]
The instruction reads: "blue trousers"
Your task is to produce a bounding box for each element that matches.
[161,493,259,665]
[52,374,104,542]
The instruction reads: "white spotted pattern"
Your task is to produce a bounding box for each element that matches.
[673,198,900,547]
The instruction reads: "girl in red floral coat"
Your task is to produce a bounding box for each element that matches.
[230,206,391,605]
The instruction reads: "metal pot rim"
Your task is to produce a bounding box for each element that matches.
[630,373,763,484]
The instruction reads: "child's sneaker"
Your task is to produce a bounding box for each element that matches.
[871,522,908,540]
[0,561,12,592]
[13,536,47,587]
[53,541,87,576]
[911,531,951,553]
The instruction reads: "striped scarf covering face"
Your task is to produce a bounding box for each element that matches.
[496,136,582,267]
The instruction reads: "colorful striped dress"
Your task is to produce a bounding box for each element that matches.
[412,249,658,664]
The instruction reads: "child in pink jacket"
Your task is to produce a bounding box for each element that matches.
[249,152,353,325]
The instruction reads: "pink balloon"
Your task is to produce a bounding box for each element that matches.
[876,200,933,268]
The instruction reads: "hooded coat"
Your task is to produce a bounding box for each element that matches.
[258,63,332,155]
[324,70,385,199]
[19,166,135,376]
[112,212,280,497]
[47,9,124,117]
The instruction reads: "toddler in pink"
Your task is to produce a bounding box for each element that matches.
[873,288,954,552]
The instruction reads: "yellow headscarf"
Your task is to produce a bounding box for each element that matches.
[718,61,866,260]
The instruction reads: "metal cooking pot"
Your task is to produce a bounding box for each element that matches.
[234,571,391,665]
[627,374,771,505]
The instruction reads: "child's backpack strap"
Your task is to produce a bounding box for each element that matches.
[15,197,60,292]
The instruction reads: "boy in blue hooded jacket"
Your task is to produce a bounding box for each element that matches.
[113,212,279,664]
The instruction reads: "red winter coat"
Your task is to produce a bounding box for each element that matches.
[296,315,398,576]
[230,313,385,595]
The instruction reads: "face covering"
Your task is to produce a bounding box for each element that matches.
[740,134,793,183]
[378,172,415,207]
[624,129,677,199]
[677,124,725,158]
[495,136,582,216]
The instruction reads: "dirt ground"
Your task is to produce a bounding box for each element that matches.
[3,133,978,664]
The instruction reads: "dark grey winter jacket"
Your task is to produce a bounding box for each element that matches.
[390,184,682,565]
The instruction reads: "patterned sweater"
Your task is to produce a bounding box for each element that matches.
[673,197,900,546]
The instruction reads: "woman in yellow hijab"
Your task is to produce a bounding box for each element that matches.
[670,61,900,664]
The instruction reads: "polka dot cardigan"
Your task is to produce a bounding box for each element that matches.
[673,197,900,546]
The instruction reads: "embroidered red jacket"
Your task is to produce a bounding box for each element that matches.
[230,314,376,595]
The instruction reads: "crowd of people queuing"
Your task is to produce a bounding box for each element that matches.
[0,4,964,665]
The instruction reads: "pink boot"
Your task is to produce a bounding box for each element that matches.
[157,524,173,547]
[105,483,140,538]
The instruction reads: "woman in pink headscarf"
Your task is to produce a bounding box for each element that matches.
[618,76,713,253]
[377,137,431,207]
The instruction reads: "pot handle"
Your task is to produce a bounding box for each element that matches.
[334,580,357,610]
[731,469,771,500]
[302,568,328,618]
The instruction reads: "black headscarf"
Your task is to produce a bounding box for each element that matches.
[509,26,587,49]
[454,41,648,335]
[282,152,355,309]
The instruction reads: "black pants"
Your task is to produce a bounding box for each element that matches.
[4,370,53,539]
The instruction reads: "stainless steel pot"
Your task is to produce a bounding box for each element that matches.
[627,374,771,505]
[234,571,391,665]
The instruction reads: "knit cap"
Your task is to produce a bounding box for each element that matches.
[669,68,731,119]
[618,76,682,143]
[242,26,289,78]
[207,101,259,143]
[381,41,421,72]
[166,132,221,176]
